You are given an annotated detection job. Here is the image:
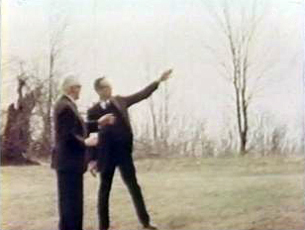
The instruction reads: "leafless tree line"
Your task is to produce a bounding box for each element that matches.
[131,89,301,159]
[1,11,67,165]
[0,0,302,165]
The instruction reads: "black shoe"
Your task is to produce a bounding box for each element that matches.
[143,224,158,230]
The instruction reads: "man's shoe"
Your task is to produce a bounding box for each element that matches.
[143,224,158,230]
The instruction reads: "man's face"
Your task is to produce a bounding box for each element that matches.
[71,85,82,100]
[96,79,112,99]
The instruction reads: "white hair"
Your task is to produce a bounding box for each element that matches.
[61,74,81,94]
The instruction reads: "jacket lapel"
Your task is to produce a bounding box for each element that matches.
[95,103,104,116]
[110,97,131,128]
[62,95,86,135]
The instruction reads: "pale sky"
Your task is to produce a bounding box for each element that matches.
[1,0,304,143]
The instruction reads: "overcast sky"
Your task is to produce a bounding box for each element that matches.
[1,0,304,141]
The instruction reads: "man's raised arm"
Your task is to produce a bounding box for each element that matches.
[123,69,173,107]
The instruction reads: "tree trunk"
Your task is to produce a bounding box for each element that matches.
[1,80,41,166]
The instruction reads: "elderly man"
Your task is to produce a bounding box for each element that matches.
[52,75,115,230]
[87,69,173,230]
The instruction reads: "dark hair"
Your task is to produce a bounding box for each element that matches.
[94,77,106,91]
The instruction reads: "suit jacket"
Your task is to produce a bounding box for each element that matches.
[51,95,98,173]
[87,81,160,168]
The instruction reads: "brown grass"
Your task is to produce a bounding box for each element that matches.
[1,157,304,230]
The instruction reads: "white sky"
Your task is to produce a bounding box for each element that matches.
[1,0,304,141]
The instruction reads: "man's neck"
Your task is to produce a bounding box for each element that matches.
[100,97,110,102]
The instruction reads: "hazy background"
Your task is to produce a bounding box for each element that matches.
[1,0,304,146]
[1,2,305,229]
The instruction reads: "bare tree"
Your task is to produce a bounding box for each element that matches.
[144,63,175,155]
[41,13,68,156]
[205,0,276,155]
[1,67,42,165]
[131,60,174,156]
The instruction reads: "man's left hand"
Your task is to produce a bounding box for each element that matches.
[85,136,98,147]
[88,160,98,177]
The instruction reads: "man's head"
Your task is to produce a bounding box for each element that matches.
[94,77,112,100]
[61,75,82,100]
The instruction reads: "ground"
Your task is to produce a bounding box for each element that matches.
[1,156,304,230]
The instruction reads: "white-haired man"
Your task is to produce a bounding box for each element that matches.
[52,75,115,230]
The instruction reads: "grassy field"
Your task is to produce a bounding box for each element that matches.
[1,157,304,230]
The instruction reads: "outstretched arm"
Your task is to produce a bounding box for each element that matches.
[124,69,173,107]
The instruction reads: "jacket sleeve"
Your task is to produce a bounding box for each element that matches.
[86,120,98,133]
[86,109,98,161]
[123,81,160,107]
[57,106,86,149]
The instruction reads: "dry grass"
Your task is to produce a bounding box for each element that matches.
[1,157,304,230]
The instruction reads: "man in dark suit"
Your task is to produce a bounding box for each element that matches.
[52,75,115,230]
[87,69,173,230]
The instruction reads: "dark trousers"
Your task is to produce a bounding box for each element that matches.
[98,152,150,230]
[57,171,84,230]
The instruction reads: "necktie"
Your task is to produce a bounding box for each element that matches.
[101,100,109,109]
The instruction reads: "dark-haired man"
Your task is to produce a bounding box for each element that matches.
[87,69,173,230]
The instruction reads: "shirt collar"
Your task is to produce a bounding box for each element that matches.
[100,99,110,109]
[64,94,76,104]
[100,99,110,103]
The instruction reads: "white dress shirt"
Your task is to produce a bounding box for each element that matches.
[100,100,110,110]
